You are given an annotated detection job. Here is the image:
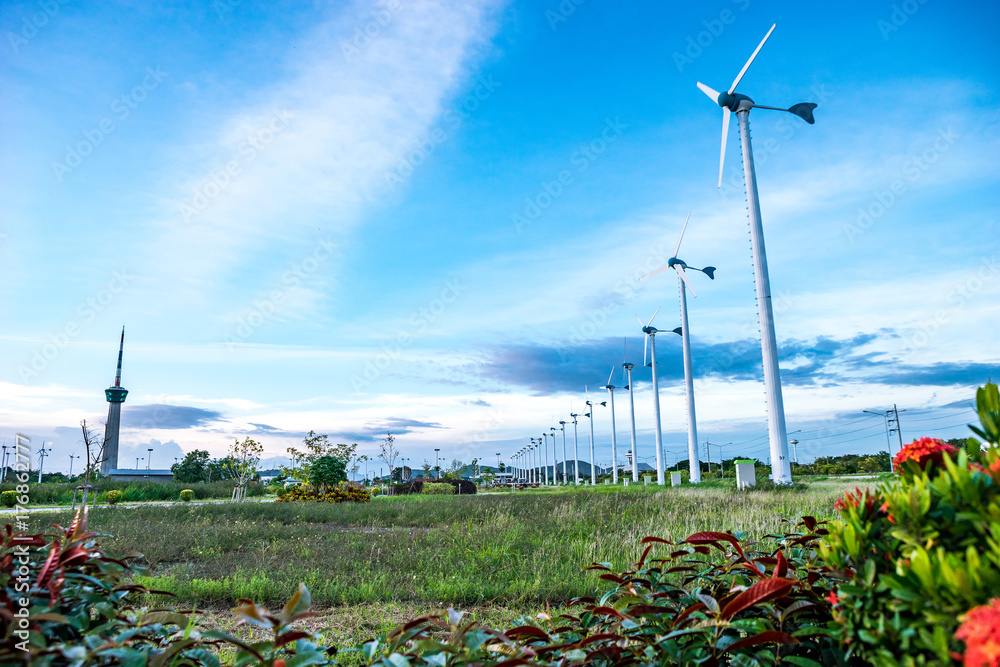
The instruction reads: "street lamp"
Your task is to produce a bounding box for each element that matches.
[0,441,9,483]
[434,448,440,479]
[147,448,153,470]
[136,456,143,469]
[68,454,79,478]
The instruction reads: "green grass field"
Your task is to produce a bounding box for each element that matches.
[36,480,863,653]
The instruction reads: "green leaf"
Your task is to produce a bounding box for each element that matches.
[783,657,824,667]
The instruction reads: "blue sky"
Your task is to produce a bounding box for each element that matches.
[1,0,998,474]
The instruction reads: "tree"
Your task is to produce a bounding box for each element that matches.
[378,432,400,481]
[310,456,347,492]
[222,437,261,502]
[171,449,211,483]
[422,460,433,478]
[391,466,412,482]
[78,419,107,508]
[285,431,357,484]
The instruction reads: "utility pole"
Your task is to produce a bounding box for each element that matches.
[1,439,8,483]
[889,404,904,452]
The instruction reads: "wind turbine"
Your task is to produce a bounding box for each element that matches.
[623,355,639,483]
[584,386,605,484]
[644,212,717,483]
[696,23,816,484]
[558,421,568,484]
[601,366,620,484]
[550,427,558,484]
[637,309,666,485]
[569,411,580,484]
[541,432,550,485]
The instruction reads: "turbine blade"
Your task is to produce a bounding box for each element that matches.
[641,264,672,280]
[646,306,660,327]
[607,365,615,386]
[718,108,730,188]
[696,81,720,103]
[674,212,691,257]
[676,265,698,298]
[728,23,775,94]
[635,315,644,328]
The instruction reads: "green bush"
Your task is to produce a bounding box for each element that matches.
[421,482,453,495]
[0,490,16,508]
[105,489,123,505]
[0,479,266,505]
[179,489,195,502]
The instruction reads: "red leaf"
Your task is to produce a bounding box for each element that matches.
[637,544,654,566]
[640,536,670,545]
[598,574,626,584]
[579,633,625,647]
[592,606,630,620]
[720,578,797,619]
[35,543,61,590]
[722,630,799,653]
[505,625,551,642]
[683,531,745,557]
[801,516,817,531]
[774,549,788,578]
[275,630,311,648]
[670,602,706,629]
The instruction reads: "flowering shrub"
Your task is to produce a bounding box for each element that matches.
[0,491,15,508]
[820,383,1000,666]
[104,489,123,505]
[956,599,1000,667]
[422,482,453,495]
[179,488,195,502]
[278,480,371,503]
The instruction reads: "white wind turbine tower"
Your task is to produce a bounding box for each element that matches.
[696,23,817,484]
[569,411,580,484]
[558,421,568,484]
[584,386,605,484]
[550,427,558,484]
[541,432,550,485]
[623,355,639,483]
[637,308,666,485]
[601,366,620,484]
[644,213,717,483]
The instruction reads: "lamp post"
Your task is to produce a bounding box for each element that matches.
[68,454,79,478]
[147,448,153,470]
[136,457,143,469]
[434,448,440,479]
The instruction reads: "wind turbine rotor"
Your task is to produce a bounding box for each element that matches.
[729,23,775,95]
[675,264,698,298]
[674,212,692,257]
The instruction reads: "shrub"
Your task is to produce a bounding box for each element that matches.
[105,489,123,505]
[0,490,16,507]
[179,489,195,502]
[421,482,453,495]
[278,481,370,503]
[363,519,844,665]
[819,385,1000,665]
[0,510,333,665]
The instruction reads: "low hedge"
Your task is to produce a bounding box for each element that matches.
[277,482,370,503]
[421,483,453,495]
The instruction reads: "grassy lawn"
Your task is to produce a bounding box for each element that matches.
[37,480,862,654]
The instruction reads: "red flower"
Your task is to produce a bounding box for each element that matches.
[893,437,958,471]
[825,591,840,608]
[956,599,1000,667]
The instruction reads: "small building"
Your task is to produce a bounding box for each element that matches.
[108,469,174,483]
